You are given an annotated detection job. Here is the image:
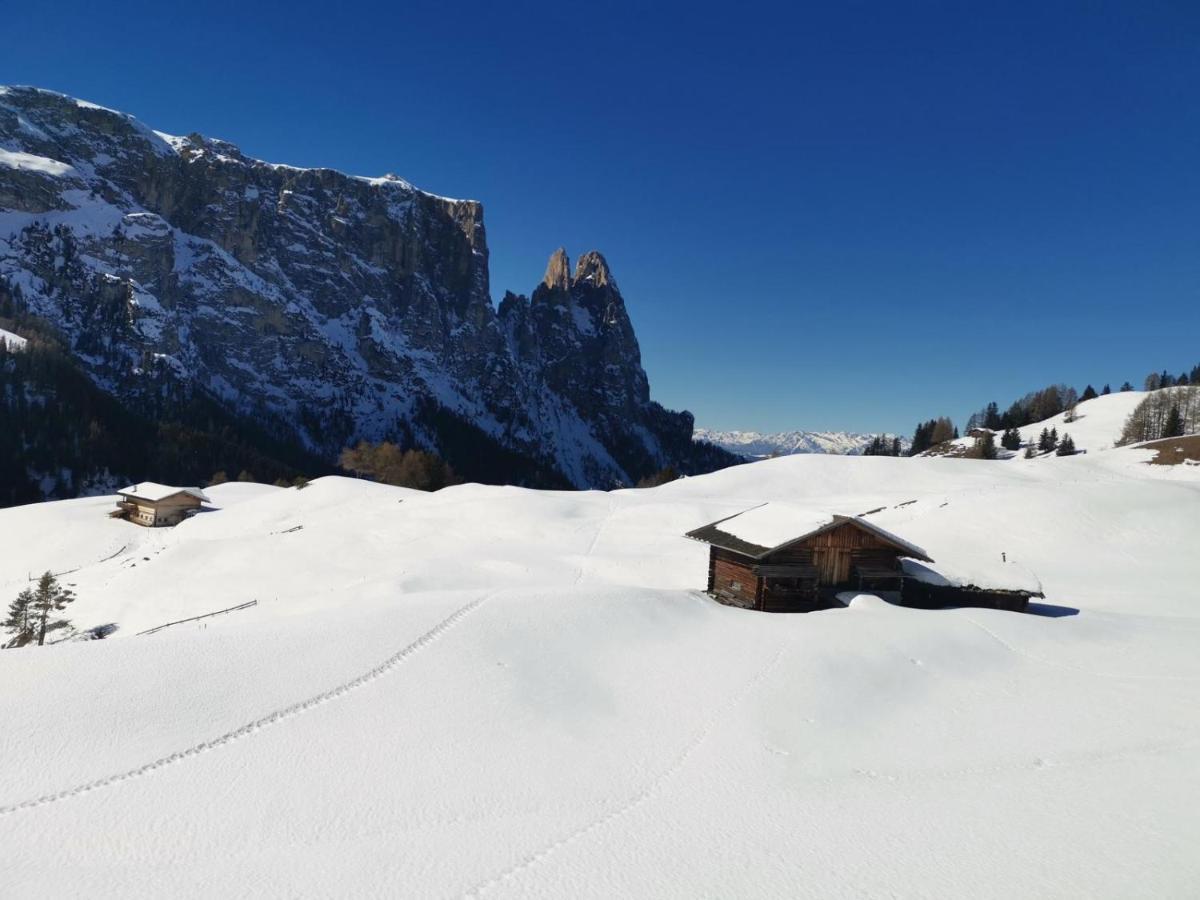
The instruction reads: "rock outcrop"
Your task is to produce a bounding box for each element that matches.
[0,86,733,487]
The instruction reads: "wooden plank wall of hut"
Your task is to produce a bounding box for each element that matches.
[709,548,759,609]
[763,523,903,588]
[793,522,895,554]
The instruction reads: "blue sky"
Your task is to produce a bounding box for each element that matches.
[5,1,1199,434]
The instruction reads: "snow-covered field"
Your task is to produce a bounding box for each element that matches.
[1,444,1198,897]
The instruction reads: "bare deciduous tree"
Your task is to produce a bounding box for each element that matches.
[1120,387,1200,444]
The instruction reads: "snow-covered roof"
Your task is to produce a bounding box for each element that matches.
[901,558,1043,596]
[686,503,933,561]
[118,482,210,503]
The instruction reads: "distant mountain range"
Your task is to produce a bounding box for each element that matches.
[693,428,909,458]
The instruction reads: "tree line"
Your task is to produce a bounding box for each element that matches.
[962,360,1200,437]
[338,442,458,491]
[907,361,1200,459]
[908,418,958,455]
[1119,386,1200,445]
[862,435,905,457]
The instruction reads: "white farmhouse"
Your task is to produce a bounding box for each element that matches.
[114,483,210,527]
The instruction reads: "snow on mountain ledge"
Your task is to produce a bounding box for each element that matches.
[0,147,75,176]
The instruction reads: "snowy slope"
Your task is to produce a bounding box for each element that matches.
[0,326,26,349]
[931,391,1148,459]
[694,428,905,457]
[0,449,1198,897]
[1012,389,1146,451]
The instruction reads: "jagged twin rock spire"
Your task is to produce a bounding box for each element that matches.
[540,248,615,293]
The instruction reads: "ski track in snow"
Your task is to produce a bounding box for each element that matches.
[0,595,490,817]
[461,641,790,898]
[572,496,615,587]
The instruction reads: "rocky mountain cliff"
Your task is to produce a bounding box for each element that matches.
[0,86,732,489]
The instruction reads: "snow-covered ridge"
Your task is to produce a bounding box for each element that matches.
[2,86,463,203]
[147,129,462,204]
[0,326,27,349]
[695,427,906,457]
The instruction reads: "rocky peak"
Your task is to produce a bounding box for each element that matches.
[572,250,614,289]
[541,247,571,292]
[0,86,735,489]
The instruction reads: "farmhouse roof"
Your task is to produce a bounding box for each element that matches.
[117,482,211,503]
[685,503,933,562]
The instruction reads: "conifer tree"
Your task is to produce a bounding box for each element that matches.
[1080,385,1098,402]
[3,587,36,648]
[909,421,932,455]
[1049,427,1058,450]
[1000,428,1021,451]
[1056,433,1076,456]
[27,572,75,646]
[1164,405,1184,438]
[1023,445,1035,459]
[1102,384,1111,395]
[1121,382,1133,392]
[1038,428,1051,452]
[983,402,1001,430]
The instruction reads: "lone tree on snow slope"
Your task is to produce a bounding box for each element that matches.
[4,572,76,648]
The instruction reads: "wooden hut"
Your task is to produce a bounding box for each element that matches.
[113,483,210,527]
[685,504,933,612]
